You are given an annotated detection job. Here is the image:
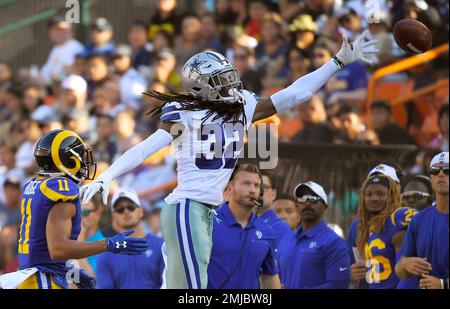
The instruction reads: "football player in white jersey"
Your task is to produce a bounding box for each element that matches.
[81,31,377,289]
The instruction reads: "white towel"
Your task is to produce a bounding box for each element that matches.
[0,268,38,289]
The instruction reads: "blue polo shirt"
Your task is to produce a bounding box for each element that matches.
[400,205,449,288]
[259,209,293,249]
[96,233,164,289]
[207,203,279,289]
[279,220,351,289]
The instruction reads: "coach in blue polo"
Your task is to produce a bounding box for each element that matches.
[278,181,351,289]
[207,164,281,289]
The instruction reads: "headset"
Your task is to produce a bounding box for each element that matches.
[218,172,264,289]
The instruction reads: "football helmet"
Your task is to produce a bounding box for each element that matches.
[182,51,243,103]
[34,129,96,184]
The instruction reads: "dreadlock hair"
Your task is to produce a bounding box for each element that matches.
[356,175,402,256]
[144,90,247,126]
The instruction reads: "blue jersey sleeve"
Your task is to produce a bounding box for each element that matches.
[400,215,418,258]
[95,253,115,289]
[39,177,79,203]
[390,207,418,230]
[160,102,183,123]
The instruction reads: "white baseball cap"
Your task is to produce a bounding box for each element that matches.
[368,164,400,183]
[294,181,328,205]
[430,152,449,167]
[111,187,141,209]
[61,74,87,94]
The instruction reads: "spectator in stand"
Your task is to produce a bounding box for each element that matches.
[174,15,205,67]
[40,16,84,84]
[255,12,289,89]
[0,62,13,91]
[127,21,153,73]
[201,12,227,55]
[245,0,272,40]
[292,95,335,143]
[0,176,22,230]
[288,14,317,54]
[54,74,88,118]
[0,142,24,205]
[229,0,248,28]
[112,44,147,111]
[428,104,449,152]
[370,100,417,145]
[310,38,368,106]
[86,54,111,100]
[336,8,363,41]
[148,49,181,92]
[335,105,366,144]
[232,45,263,96]
[83,17,116,58]
[148,0,180,41]
[93,113,119,165]
[286,46,310,85]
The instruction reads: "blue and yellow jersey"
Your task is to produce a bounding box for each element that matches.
[365,207,418,289]
[18,176,81,276]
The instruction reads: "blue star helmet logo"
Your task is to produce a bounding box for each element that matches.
[188,56,207,77]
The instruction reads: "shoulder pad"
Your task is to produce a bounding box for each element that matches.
[160,102,183,123]
[40,177,79,203]
[390,207,418,229]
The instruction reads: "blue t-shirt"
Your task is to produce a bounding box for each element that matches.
[323,60,368,101]
[400,205,449,288]
[278,220,351,289]
[95,233,164,289]
[259,209,293,249]
[207,203,279,289]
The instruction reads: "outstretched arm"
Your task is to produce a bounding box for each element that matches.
[80,122,175,205]
[252,31,378,122]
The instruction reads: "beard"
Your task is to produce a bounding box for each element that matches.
[236,194,256,208]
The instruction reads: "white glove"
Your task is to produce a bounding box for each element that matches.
[335,30,379,66]
[80,178,110,206]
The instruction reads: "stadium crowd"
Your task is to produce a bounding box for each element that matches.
[0,0,448,289]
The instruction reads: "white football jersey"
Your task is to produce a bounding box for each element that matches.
[162,90,259,206]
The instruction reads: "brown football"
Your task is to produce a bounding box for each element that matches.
[393,19,432,54]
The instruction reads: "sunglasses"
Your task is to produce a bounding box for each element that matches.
[113,204,138,214]
[297,195,322,204]
[401,191,431,200]
[313,53,326,58]
[81,208,95,216]
[429,166,449,176]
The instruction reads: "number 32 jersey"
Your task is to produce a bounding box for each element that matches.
[161,90,258,206]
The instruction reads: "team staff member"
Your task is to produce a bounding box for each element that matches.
[273,194,300,231]
[396,152,449,289]
[258,173,293,246]
[96,187,164,289]
[207,164,281,289]
[278,182,351,289]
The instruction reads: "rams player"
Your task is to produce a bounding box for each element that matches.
[81,32,378,288]
[355,174,417,288]
[1,130,147,289]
